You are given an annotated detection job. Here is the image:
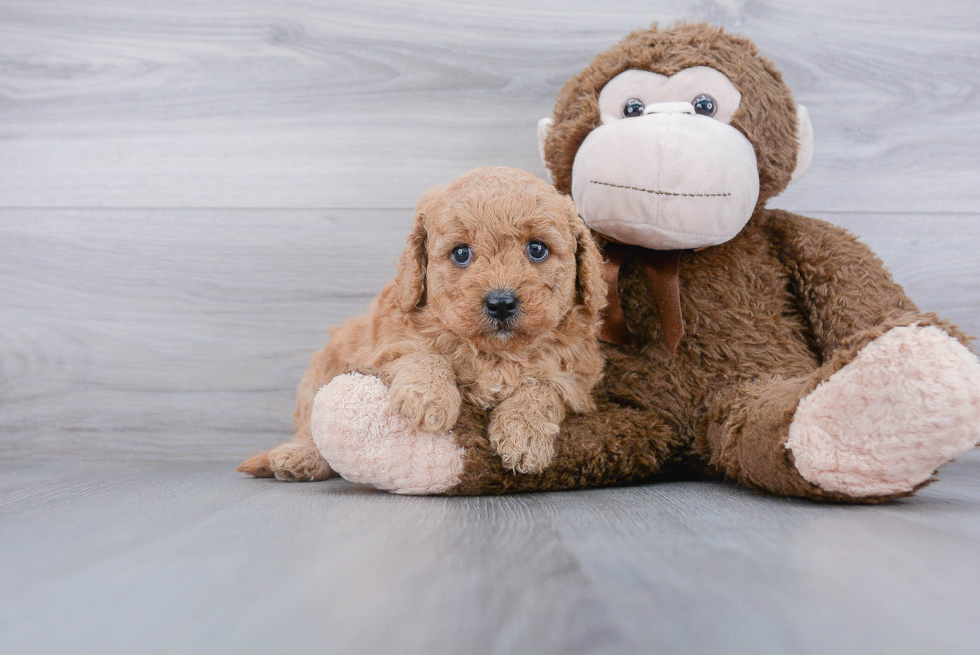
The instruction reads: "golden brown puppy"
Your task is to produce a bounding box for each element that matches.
[238,166,606,481]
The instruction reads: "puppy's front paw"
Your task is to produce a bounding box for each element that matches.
[388,379,462,433]
[489,405,559,474]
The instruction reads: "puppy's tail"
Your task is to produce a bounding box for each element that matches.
[236,449,275,478]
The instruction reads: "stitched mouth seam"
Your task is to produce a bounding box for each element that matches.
[590,180,731,198]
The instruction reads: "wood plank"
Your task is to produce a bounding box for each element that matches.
[1,209,977,458]
[1,0,978,212]
[0,208,408,458]
[816,212,980,334]
[1,453,979,654]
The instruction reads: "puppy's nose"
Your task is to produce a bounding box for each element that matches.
[484,289,519,321]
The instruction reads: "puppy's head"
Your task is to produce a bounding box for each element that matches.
[395,166,605,352]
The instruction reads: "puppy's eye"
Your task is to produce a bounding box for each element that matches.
[526,241,549,263]
[623,98,645,118]
[450,244,472,267]
[692,94,717,117]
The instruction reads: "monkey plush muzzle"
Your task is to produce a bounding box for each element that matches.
[570,103,760,250]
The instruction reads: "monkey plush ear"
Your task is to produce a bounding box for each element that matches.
[537,117,554,184]
[789,105,814,184]
[394,209,429,313]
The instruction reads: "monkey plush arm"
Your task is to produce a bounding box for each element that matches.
[763,209,971,358]
[311,361,685,495]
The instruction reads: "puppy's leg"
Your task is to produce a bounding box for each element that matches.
[387,351,462,433]
[237,346,337,482]
[489,383,564,474]
[265,433,333,482]
[238,431,333,482]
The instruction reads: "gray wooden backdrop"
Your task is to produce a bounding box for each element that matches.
[2,0,979,460]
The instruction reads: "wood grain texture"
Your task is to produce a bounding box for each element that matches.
[1,453,979,654]
[2,209,978,459]
[0,208,407,457]
[1,0,979,211]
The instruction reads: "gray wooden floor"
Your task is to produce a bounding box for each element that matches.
[3,454,980,654]
[2,1,980,653]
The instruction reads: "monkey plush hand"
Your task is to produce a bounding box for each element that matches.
[311,22,980,501]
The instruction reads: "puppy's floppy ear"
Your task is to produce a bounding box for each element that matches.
[395,184,446,313]
[571,212,607,317]
[395,210,428,313]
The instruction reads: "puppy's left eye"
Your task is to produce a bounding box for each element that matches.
[526,241,549,263]
[450,244,472,267]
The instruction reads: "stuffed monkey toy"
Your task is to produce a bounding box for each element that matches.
[244,22,980,501]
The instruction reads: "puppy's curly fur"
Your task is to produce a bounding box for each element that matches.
[238,166,606,480]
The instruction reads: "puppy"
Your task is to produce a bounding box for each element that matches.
[238,166,606,481]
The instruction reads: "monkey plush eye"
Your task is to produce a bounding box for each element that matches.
[526,241,549,262]
[622,98,645,118]
[450,244,472,267]
[692,94,717,117]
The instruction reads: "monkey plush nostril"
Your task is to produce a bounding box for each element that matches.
[484,290,519,322]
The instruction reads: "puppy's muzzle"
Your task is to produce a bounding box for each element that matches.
[484,289,519,323]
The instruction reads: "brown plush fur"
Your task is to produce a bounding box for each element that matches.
[440,23,974,501]
[238,166,606,480]
[450,212,969,500]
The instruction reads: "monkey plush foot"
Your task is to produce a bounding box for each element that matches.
[787,325,980,497]
[311,373,465,495]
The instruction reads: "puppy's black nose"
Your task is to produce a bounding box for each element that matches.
[484,290,519,322]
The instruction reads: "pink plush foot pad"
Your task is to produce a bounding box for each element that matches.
[787,325,980,497]
[311,373,465,495]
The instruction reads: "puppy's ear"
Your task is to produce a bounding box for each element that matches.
[395,184,446,312]
[572,213,607,317]
[395,210,428,313]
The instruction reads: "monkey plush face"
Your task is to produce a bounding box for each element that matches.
[571,66,760,249]
[538,23,814,251]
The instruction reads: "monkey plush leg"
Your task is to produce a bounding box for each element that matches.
[788,324,980,497]
[702,323,980,501]
[313,373,682,495]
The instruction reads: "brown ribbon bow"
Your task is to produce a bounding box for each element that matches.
[599,242,685,352]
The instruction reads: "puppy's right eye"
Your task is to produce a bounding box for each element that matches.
[450,244,472,267]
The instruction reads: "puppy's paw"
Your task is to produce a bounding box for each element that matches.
[388,379,462,433]
[489,405,559,474]
[266,443,333,482]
